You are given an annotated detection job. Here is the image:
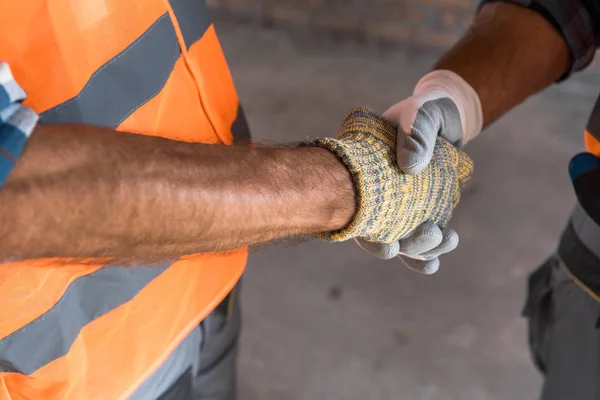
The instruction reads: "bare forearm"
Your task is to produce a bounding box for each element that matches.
[434,2,571,126]
[0,124,355,262]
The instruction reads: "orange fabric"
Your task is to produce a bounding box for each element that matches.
[0,252,247,400]
[185,26,240,145]
[585,130,600,157]
[0,1,247,398]
[173,17,239,145]
[0,0,168,114]
[162,1,240,144]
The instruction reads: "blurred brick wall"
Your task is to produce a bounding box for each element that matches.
[207,0,479,49]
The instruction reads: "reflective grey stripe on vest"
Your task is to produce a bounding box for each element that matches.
[0,264,171,374]
[40,14,179,128]
[571,203,600,259]
[39,1,250,144]
[40,0,214,128]
[129,326,202,400]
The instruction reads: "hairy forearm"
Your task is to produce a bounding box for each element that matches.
[0,124,356,263]
[434,2,571,126]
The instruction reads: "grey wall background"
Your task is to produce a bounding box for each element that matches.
[208,0,477,49]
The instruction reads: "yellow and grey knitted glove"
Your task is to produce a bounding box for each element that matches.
[308,107,473,243]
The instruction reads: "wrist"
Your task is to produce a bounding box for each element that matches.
[307,108,402,242]
[286,146,356,233]
[312,148,357,232]
[414,70,483,146]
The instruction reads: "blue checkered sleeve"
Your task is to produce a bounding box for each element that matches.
[479,0,600,76]
[0,62,38,187]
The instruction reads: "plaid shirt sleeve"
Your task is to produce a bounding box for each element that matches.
[0,62,38,187]
[479,0,600,76]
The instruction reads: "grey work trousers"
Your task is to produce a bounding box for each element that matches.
[524,249,600,399]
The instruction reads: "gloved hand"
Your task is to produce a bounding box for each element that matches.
[307,107,473,251]
[357,70,483,274]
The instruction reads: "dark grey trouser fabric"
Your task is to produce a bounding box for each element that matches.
[157,284,241,400]
[193,285,241,400]
[524,254,600,400]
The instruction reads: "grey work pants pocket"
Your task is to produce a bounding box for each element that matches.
[522,257,555,374]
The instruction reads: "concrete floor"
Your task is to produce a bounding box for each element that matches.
[215,23,600,400]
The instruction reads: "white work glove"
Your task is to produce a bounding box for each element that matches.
[357,70,483,274]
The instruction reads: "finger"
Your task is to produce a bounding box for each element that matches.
[355,238,400,260]
[398,221,443,256]
[419,228,459,259]
[383,100,438,175]
[398,255,440,275]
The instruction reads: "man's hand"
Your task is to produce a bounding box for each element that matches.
[356,71,482,274]
[308,108,473,264]
[362,0,574,274]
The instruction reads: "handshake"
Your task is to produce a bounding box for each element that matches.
[307,71,482,274]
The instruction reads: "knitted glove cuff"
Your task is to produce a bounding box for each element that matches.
[307,109,405,242]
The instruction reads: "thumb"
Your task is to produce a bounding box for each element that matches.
[383,99,438,175]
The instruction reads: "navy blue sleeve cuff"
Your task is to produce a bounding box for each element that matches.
[0,62,38,187]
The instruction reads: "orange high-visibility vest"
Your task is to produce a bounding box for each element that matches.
[0,1,249,398]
